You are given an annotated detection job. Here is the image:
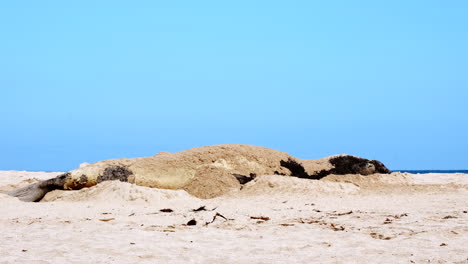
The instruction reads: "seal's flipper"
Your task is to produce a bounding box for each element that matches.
[7,182,50,202]
[7,173,70,202]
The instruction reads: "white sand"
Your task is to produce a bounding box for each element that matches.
[1,171,467,263]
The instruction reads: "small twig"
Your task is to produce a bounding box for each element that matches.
[332,211,353,216]
[205,212,229,225]
[99,218,115,222]
[250,216,270,221]
[192,206,207,212]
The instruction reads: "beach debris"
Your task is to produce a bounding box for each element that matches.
[331,211,353,216]
[383,218,392,224]
[192,206,207,212]
[394,213,408,219]
[99,218,115,222]
[187,219,197,226]
[297,217,345,231]
[329,223,345,231]
[320,242,332,248]
[162,229,175,232]
[250,216,270,221]
[279,223,294,226]
[442,215,457,219]
[27,218,43,225]
[205,212,229,225]
[440,243,448,246]
[160,208,174,213]
[384,213,407,223]
[22,249,27,252]
[232,173,256,184]
[370,232,392,240]
[463,210,467,213]
[128,213,135,216]
[143,225,161,231]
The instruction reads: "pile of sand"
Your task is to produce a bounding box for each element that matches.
[41,181,199,205]
[321,172,413,188]
[239,175,360,196]
[40,175,361,204]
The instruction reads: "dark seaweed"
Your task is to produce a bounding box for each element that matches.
[232,174,256,184]
[96,166,133,183]
[280,156,391,180]
[280,158,320,179]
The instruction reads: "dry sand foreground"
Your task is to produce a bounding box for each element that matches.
[1,171,467,264]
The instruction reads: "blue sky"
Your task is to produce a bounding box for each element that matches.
[1,1,467,171]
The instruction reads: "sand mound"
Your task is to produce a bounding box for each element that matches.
[239,175,360,196]
[321,172,413,187]
[41,181,199,205]
[182,165,241,199]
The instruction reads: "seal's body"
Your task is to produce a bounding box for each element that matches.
[8,144,390,201]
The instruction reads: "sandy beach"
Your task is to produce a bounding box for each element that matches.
[0,171,467,264]
[3,0,467,262]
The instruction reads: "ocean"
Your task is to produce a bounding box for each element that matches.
[394,170,468,174]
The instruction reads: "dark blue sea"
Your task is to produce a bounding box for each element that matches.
[394,170,468,174]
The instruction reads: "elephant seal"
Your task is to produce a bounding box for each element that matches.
[7,144,390,202]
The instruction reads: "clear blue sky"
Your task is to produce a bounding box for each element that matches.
[1,1,467,171]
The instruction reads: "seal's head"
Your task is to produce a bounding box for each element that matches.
[328,155,391,176]
[353,162,376,175]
